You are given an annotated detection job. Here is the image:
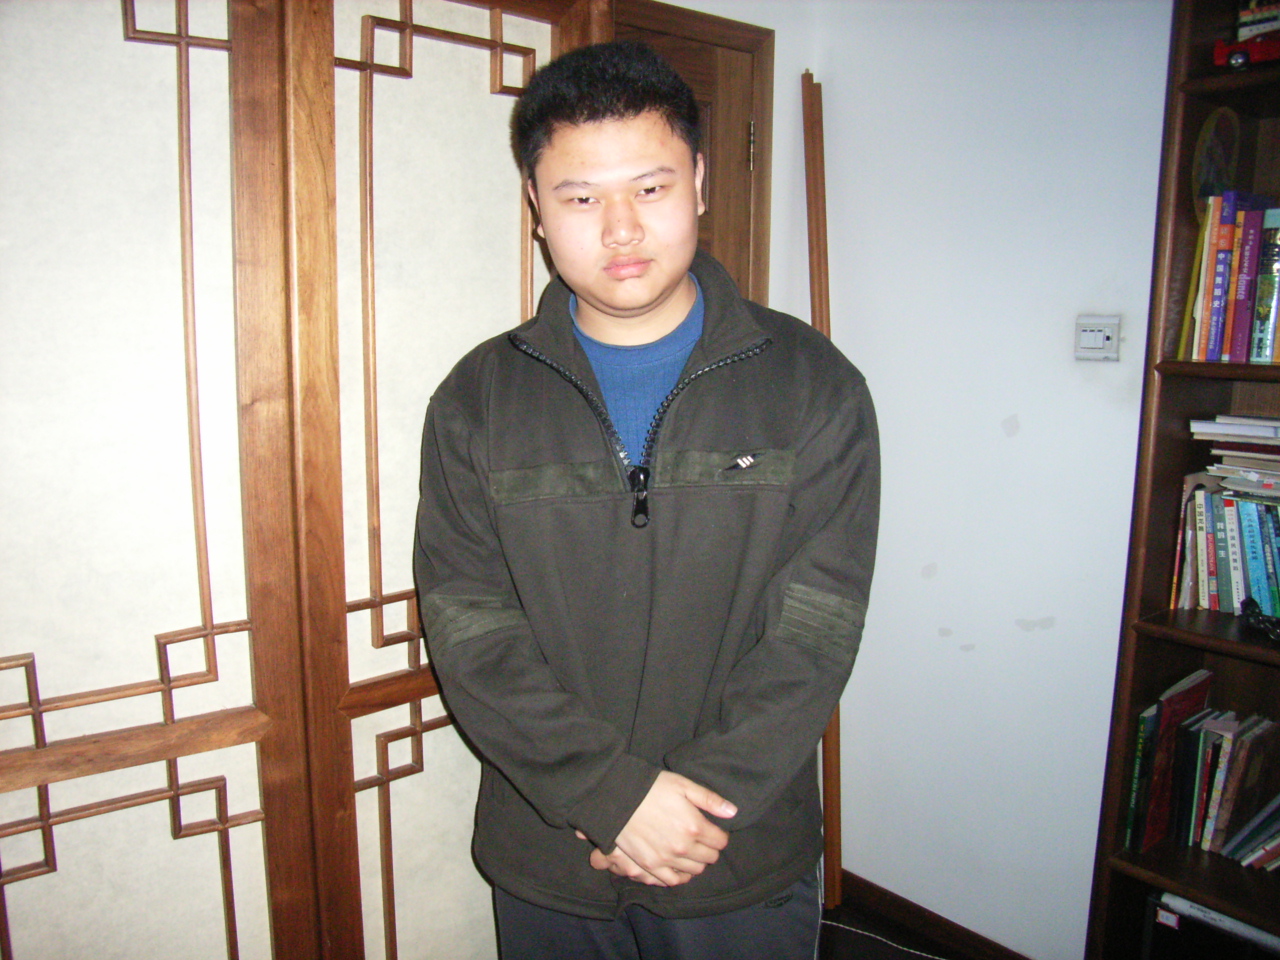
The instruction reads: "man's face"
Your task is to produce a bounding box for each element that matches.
[528,110,705,345]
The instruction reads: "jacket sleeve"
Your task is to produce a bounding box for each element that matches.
[664,376,880,830]
[413,391,659,852]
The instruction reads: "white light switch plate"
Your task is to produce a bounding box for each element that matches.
[1076,315,1120,361]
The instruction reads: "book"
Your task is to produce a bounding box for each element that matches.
[1126,703,1160,850]
[1173,474,1216,609]
[1221,209,1248,361]
[1141,669,1214,852]
[1255,209,1280,362]
[1230,208,1265,362]
[1258,500,1280,612]
[1190,416,1280,437]
[1171,707,1215,842]
[1237,499,1274,615]
[1243,829,1280,869]
[1216,447,1280,464]
[1150,892,1280,955]
[1205,192,1238,362]
[1222,495,1249,613]
[1196,195,1223,361]
[1194,489,1217,609]
[1222,788,1280,860]
[1210,493,1234,612]
[1201,715,1244,849]
[1179,200,1211,361]
[1191,713,1236,845]
[1209,718,1280,852]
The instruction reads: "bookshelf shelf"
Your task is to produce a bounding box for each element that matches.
[1156,360,1280,382]
[1182,63,1280,114]
[1107,845,1280,937]
[1133,610,1280,668]
[1087,1,1280,956]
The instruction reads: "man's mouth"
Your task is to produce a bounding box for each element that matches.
[604,257,651,279]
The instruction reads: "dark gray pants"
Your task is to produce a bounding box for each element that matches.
[494,867,821,960]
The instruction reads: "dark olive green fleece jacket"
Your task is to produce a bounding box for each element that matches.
[413,249,879,919]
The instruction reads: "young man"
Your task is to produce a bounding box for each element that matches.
[414,41,878,959]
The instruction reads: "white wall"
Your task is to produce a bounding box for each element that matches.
[680,3,1172,958]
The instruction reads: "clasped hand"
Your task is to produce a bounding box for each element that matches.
[577,770,736,888]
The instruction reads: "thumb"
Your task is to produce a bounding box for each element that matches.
[682,780,737,819]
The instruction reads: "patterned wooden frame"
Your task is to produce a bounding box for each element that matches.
[0,7,270,957]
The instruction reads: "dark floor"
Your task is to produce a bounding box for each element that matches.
[819,899,971,960]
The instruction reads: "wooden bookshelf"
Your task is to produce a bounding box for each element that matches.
[1086,1,1280,956]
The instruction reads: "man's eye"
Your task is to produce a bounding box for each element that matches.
[571,196,594,206]
[639,185,662,197]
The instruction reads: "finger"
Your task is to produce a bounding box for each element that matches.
[681,779,737,820]
[647,866,694,887]
[597,848,668,886]
[575,830,588,841]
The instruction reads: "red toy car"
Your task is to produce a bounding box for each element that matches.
[1215,32,1280,68]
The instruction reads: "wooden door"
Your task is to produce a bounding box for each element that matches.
[613,0,774,304]
[1,2,779,957]
[0,3,303,957]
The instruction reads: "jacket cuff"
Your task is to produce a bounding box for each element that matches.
[567,753,661,853]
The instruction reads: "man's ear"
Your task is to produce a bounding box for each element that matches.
[526,178,545,239]
[694,153,707,217]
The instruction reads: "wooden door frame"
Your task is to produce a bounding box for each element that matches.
[613,0,774,305]
[242,3,614,957]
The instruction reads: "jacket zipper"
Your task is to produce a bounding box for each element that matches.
[509,333,772,528]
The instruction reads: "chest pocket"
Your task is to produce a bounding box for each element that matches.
[653,449,795,489]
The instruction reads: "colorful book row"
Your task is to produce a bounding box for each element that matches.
[1177,193,1279,363]
[1126,668,1280,870]
[1173,475,1280,615]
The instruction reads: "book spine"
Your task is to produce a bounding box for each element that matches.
[1221,210,1247,361]
[1224,497,1248,614]
[1229,209,1263,361]
[1201,727,1237,850]
[1198,196,1224,361]
[1258,211,1280,362]
[1126,709,1157,849]
[1260,502,1280,614]
[1211,492,1233,613]
[1239,500,1272,615]
[1194,489,1214,609]
[1180,202,1211,360]
[1190,732,1218,846]
[1205,193,1237,362]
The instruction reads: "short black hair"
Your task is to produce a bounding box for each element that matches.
[512,40,700,180]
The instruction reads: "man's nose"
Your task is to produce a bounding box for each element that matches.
[602,200,642,247]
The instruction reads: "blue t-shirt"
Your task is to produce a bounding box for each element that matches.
[572,277,704,465]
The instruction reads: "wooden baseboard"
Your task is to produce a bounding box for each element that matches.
[840,870,1031,960]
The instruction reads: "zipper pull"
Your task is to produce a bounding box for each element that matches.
[628,465,650,528]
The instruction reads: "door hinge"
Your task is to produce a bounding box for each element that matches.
[748,119,755,172]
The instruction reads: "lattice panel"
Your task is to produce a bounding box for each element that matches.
[1,747,267,959]
[334,1,551,685]
[1,4,270,954]
[352,701,492,960]
[1,1,248,733]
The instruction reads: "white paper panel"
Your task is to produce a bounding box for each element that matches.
[5,799,269,960]
[335,3,551,681]
[0,1,247,727]
[353,703,494,960]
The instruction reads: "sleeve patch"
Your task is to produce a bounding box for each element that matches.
[420,593,526,653]
[775,582,865,661]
